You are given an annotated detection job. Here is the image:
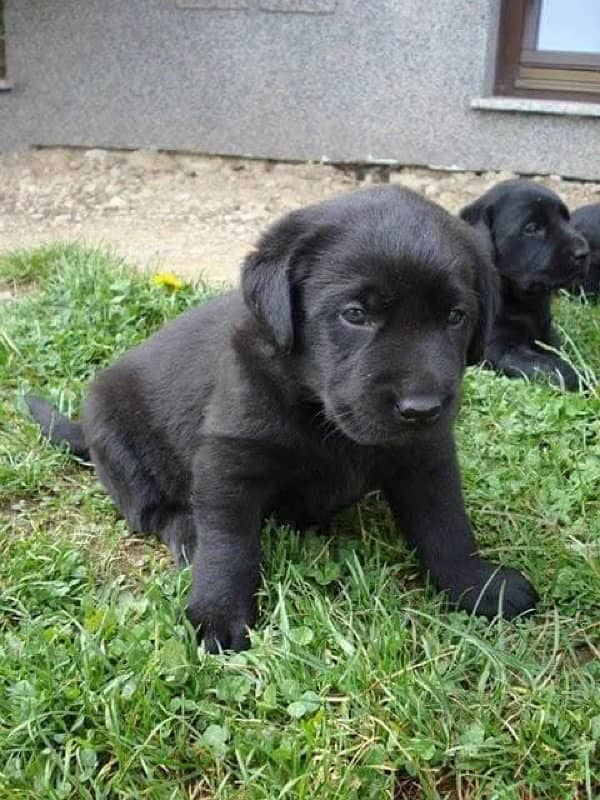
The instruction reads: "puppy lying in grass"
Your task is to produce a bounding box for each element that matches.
[571,203,600,300]
[27,186,538,652]
[460,180,589,390]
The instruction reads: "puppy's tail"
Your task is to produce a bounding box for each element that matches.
[25,395,90,461]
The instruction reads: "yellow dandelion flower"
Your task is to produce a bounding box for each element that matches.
[152,271,185,290]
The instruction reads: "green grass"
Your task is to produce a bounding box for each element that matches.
[0,244,598,800]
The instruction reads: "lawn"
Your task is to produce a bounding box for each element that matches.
[0,244,598,800]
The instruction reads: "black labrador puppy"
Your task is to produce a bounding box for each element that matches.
[27,186,537,652]
[460,180,589,390]
[571,203,600,299]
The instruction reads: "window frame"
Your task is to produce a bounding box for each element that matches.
[495,0,600,102]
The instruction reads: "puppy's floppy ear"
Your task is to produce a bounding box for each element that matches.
[460,197,496,262]
[459,195,493,228]
[242,211,326,352]
[460,197,500,364]
[465,230,500,366]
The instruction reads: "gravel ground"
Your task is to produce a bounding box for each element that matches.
[1,147,599,286]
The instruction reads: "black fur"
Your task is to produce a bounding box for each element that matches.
[460,180,589,390]
[570,203,600,299]
[25,395,89,459]
[27,186,537,652]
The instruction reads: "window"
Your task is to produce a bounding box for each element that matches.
[495,0,600,101]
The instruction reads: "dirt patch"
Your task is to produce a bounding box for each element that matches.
[1,147,599,285]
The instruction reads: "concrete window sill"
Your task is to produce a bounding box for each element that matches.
[0,80,12,92]
[471,96,600,118]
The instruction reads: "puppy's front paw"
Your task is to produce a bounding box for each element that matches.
[438,558,538,619]
[186,600,254,654]
[548,362,579,392]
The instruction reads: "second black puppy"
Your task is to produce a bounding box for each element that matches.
[460,180,589,390]
[27,187,538,652]
[571,203,600,299]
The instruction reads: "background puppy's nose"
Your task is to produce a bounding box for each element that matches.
[395,395,442,422]
[571,240,590,264]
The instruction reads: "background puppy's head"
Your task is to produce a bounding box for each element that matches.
[243,186,495,446]
[571,203,600,298]
[460,179,589,293]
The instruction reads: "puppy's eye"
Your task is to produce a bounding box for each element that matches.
[341,306,368,326]
[523,221,545,236]
[448,308,467,326]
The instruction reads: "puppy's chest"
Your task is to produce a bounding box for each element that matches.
[275,444,373,528]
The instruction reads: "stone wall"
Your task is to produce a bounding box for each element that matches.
[1,0,599,179]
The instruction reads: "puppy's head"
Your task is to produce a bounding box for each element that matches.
[571,203,600,297]
[460,179,589,293]
[242,186,495,447]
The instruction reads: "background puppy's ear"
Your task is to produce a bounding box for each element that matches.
[459,197,488,226]
[460,197,500,364]
[242,211,327,352]
[464,226,500,366]
[460,194,497,227]
[459,197,496,262]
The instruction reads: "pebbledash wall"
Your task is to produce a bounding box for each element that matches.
[1,0,599,179]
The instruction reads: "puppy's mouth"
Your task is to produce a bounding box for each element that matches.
[521,274,575,293]
[549,271,586,291]
[549,254,590,289]
[394,412,440,428]
[325,397,452,446]
[517,257,589,293]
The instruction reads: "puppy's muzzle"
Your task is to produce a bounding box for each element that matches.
[394,394,445,427]
[569,239,590,280]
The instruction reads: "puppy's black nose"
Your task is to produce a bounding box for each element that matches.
[395,396,442,424]
[571,241,590,265]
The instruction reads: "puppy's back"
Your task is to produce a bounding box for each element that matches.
[83,290,246,458]
[571,204,600,296]
[572,204,600,248]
